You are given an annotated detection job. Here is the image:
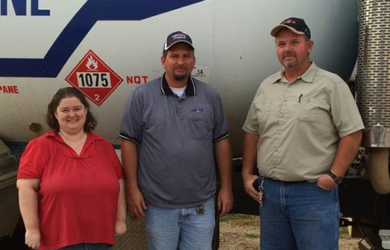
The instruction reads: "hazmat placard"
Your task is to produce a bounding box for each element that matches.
[66,50,123,106]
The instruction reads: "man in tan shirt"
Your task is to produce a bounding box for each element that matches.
[242,17,364,250]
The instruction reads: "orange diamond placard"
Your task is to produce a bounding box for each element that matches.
[66,50,123,106]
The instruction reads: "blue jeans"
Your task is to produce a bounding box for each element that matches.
[258,178,340,250]
[145,197,215,250]
[60,243,113,250]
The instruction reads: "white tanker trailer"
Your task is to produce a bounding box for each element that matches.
[0,0,388,249]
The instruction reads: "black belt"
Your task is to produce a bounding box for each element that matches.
[265,177,307,184]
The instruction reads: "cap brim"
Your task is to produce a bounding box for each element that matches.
[270,24,305,37]
[164,40,194,51]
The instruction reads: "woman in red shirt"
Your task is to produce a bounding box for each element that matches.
[17,87,126,250]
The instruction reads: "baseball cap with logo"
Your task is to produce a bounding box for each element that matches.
[163,31,194,51]
[270,17,311,39]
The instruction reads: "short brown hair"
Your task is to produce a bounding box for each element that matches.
[46,87,97,132]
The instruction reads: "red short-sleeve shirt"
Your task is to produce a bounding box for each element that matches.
[18,131,123,250]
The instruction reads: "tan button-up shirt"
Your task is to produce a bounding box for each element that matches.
[243,63,364,181]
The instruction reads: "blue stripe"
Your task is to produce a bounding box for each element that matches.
[0,0,204,77]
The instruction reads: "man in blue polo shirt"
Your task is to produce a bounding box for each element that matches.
[120,31,233,250]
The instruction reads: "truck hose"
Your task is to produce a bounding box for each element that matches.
[369,148,390,194]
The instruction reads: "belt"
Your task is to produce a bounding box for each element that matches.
[265,177,307,184]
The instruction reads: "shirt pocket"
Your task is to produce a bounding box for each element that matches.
[298,97,319,122]
[189,116,212,141]
[254,98,272,125]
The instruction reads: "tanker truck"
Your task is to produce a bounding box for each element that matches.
[0,0,389,249]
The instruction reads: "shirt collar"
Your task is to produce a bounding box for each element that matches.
[47,130,102,143]
[160,73,196,96]
[272,62,318,84]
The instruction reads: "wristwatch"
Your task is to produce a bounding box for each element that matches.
[328,171,343,184]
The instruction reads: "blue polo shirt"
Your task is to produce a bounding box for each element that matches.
[120,75,229,208]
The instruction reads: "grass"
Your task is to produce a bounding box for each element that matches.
[244,233,260,239]
[339,227,351,239]
[220,214,259,227]
[222,214,352,240]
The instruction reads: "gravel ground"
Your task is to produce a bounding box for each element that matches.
[219,214,361,250]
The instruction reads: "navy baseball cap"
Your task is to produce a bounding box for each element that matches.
[270,17,311,39]
[163,31,194,51]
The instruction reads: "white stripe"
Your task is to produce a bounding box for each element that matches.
[190,77,196,95]
[119,135,140,145]
[213,133,230,143]
[160,77,165,95]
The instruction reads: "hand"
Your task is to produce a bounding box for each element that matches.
[115,220,127,236]
[25,229,40,250]
[316,174,337,190]
[243,173,260,202]
[218,187,233,216]
[128,188,147,218]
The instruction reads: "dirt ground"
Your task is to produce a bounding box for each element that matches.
[0,214,366,250]
[219,214,362,250]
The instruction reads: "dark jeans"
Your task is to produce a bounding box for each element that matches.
[259,178,340,250]
[60,243,113,250]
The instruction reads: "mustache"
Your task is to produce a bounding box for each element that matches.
[283,52,296,57]
[283,51,295,56]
